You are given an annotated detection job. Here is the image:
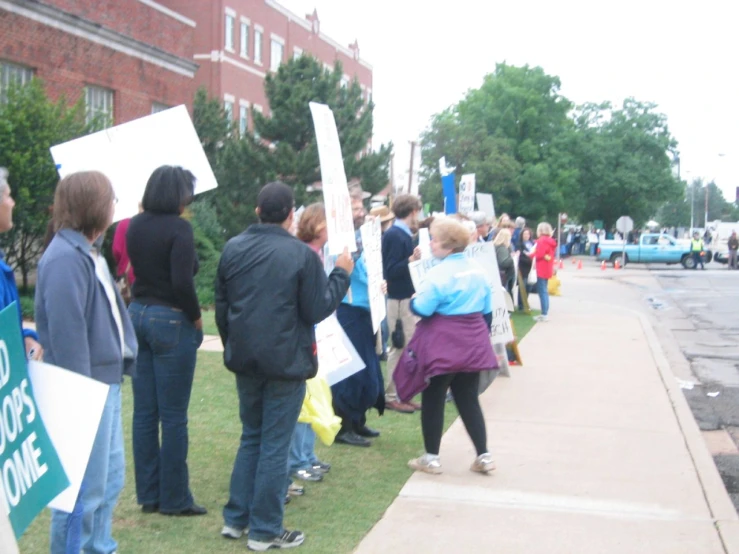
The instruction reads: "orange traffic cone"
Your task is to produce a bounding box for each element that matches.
[614,259,621,270]
[572,258,577,264]
[577,260,583,270]
[559,259,564,269]
[601,261,606,271]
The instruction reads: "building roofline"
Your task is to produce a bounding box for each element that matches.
[137,0,196,28]
[1,0,199,77]
[264,0,373,71]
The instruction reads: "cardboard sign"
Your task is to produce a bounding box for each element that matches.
[360,218,386,333]
[50,105,218,223]
[418,228,432,259]
[408,243,514,344]
[0,305,69,538]
[476,193,495,219]
[315,315,365,386]
[459,174,476,214]
[309,102,357,255]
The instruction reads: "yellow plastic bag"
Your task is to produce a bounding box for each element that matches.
[548,274,561,296]
[298,376,342,446]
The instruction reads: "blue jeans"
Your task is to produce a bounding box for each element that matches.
[288,422,319,474]
[536,277,550,316]
[128,303,202,511]
[223,373,305,541]
[50,384,124,554]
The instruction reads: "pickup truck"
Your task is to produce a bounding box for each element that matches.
[596,233,712,269]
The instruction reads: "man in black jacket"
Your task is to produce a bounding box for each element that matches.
[216,181,353,551]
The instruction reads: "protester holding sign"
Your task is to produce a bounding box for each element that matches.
[36,171,138,554]
[216,182,353,551]
[394,218,497,476]
[0,168,43,361]
[533,222,557,322]
[126,166,206,517]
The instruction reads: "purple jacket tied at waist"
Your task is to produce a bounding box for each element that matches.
[393,313,498,402]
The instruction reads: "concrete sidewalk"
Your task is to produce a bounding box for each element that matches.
[355,265,739,554]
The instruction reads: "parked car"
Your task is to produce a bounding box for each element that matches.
[596,233,712,268]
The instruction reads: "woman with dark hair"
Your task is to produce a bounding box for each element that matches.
[127,165,205,516]
[517,227,535,311]
[36,171,138,553]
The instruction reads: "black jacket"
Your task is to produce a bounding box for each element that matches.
[215,224,350,380]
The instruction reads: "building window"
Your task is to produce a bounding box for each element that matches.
[1,61,34,103]
[85,86,114,128]
[341,75,350,89]
[239,104,248,137]
[293,47,303,59]
[151,102,170,114]
[270,39,284,72]
[224,99,234,122]
[254,28,263,64]
[240,22,249,58]
[253,104,263,140]
[225,13,235,51]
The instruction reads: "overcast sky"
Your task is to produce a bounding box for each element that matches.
[282,0,739,202]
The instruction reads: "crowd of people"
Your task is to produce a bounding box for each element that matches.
[0,164,559,552]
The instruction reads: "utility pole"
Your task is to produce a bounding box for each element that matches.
[705,184,709,229]
[407,140,416,195]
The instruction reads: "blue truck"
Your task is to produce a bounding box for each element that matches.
[596,233,712,269]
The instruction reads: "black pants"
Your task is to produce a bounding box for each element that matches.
[421,372,487,456]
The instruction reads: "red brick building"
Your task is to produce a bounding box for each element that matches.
[0,0,198,126]
[160,0,373,136]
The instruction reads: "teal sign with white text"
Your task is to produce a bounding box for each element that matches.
[0,303,68,537]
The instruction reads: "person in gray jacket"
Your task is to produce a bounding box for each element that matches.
[36,171,137,554]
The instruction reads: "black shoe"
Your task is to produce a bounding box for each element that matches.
[335,431,371,447]
[292,468,323,482]
[141,503,159,514]
[160,503,207,516]
[311,461,331,473]
[354,425,380,438]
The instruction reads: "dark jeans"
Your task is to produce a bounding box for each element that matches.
[223,373,305,541]
[128,303,202,512]
[692,251,704,269]
[421,372,487,456]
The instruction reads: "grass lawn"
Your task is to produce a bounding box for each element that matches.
[19,311,537,554]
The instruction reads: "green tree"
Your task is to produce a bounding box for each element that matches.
[255,56,391,205]
[572,99,682,230]
[0,80,94,290]
[419,63,579,221]
[192,87,231,168]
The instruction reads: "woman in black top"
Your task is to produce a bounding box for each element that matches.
[517,227,535,310]
[127,166,205,516]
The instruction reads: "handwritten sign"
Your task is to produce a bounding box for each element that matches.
[408,243,514,344]
[360,218,386,333]
[50,105,218,223]
[476,193,495,219]
[459,174,476,214]
[315,315,365,386]
[309,102,357,255]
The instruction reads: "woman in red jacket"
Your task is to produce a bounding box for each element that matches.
[533,222,556,322]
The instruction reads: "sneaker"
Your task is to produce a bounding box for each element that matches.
[535,315,549,322]
[470,453,496,474]
[408,455,442,475]
[221,524,247,539]
[248,529,305,551]
[292,469,323,482]
[288,482,305,496]
[311,461,331,473]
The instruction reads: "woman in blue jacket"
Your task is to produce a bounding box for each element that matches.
[394,217,498,475]
[36,171,137,554]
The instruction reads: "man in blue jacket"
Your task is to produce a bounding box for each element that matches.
[216,182,354,551]
[0,167,43,360]
[382,194,422,413]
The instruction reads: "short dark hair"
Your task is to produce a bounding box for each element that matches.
[392,194,422,219]
[141,165,195,214]
[257,181,294,223]
[53,171,115,239]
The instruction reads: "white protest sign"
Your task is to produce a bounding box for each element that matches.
[459,174,476,214]
[408,243,514,344]
[50,105,218,223]
[476,193,495,220]
[315,315,365,386]
[360,218,386,333]
[418,228,432,259]
[309,102,357,255]
[27,361,109,512]
[0,503,18,554]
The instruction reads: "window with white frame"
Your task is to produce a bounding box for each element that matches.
[254,28,263,64]
[253,104,263,139]
[224,99,234,122]
[151,102,170,114]
[1,61,34,102]
[240,21,249,57]
[293,47,303,59]
[270,38,284,72]
[239,103,249,137]
[225,13,235,51]
[85,85,114,127]
[341,75,350,89]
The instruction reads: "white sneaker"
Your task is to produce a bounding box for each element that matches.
[408,455,442,475]
[470,453,496,474]
[248,529,305,550]
[535,315,549,322]
[221,524,247,539]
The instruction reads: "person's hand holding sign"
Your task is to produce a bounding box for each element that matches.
[409,246,422,263]
[335,247,354,275]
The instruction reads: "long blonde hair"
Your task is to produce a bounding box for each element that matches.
[493,228,511,247]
